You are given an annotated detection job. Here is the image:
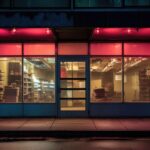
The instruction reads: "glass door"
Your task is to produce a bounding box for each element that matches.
[58,58,89,117]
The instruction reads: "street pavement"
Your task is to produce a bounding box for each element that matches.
[0,118,150,131]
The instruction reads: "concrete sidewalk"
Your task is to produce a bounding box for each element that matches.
[0,118,150,131]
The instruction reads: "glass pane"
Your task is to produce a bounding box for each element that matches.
[61,90,72,98]
[23,57,55,103]
[124,57,150,102]
[125,0,150,6]
[60,62,86,78]
[75,0,122,7]
[61,62,72,78]
[73,90,85,98]
[90,57,122,102]
[61,80,72,88]
[0,58,22,103]
[14,0,70,8]
[73,62,85,78]
[60,80,85,88]
[61,90,85,98]
[61,100,86,111]
[73,80,85,88]
[0,0,10,7]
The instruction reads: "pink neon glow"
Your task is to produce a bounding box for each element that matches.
[92,28,150,40]
[124,43,150,56]
[0,28,54,41]
[24,43,55,56]
[90,43,122,55]
[0,43,22,56]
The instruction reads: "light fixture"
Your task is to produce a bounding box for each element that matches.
[46,28,51,34]
[11,28,16,34]
[94,28,101,35]
[127,28,131,34]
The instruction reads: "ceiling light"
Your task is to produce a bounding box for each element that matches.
[11,28,16,34]
[127,28,132,34]
[46,28,51,34]
[94,28,101,35]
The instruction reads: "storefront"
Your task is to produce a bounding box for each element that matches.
[0,28,150,117]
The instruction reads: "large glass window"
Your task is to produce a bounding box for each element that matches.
[0,58,22,103]
[23,58,55,103]
[124,57,150,102]
[125,0,150,6]
[90,57,122,102]
[13,0,70,8]
[75,0,122,7]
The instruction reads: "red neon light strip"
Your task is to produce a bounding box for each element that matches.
[90,43,122,55]
[0,43,22,56]
[24,43,55,56]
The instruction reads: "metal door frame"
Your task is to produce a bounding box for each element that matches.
[57,56,90,117]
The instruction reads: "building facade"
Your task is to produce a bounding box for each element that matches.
[0,0,150,117]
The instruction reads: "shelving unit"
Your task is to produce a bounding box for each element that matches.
[23,72,33,102]
[139,70,150,101]
[0,70,4,101]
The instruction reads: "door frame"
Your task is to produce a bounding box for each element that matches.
[56,56,90,117]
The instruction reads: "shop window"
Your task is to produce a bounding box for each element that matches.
[90,57,122,102]
[124,43,150,102]
[23,58,55,103]
[13,0,70,8]
[90,43,122,56]
[125,0,150,6]
[124,57,150,102]
[75,0,122,7]
[0,58,22,103]
[58,43,88,55]
[24,43,55,56]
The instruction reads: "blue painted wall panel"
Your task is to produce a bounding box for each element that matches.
[23,104,57,117]
[0,104,23,117]
[90,103,150,117]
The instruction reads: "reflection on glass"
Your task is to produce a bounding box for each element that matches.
[0,58,22,103]
[23,58,55,103]
[124,57,150,102]
[61,100,86,111]
[90,57,122,102]
[61,62,85,78]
